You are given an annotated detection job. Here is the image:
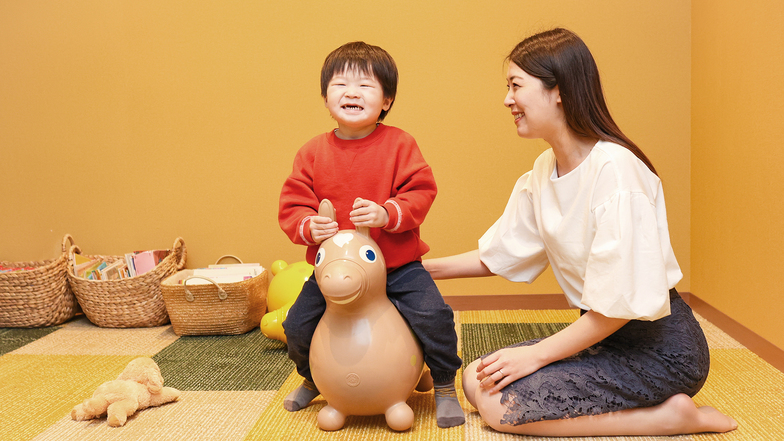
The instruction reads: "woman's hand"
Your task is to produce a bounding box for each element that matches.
[476,345,546,394]
[474,310,630,394]
[350,198,389,228]
[310,215,338,243]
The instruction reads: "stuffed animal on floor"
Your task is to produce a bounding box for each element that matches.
[71,357,180,427]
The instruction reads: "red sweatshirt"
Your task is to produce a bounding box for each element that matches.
[279,124,437,269]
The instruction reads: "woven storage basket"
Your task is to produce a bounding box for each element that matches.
[67,237,187,328]
[0,234,80,327]
[161,255,268,336]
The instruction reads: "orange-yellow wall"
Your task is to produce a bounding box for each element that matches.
[3,2,738,332]
[4,2,777,354]
[691,0,784,350]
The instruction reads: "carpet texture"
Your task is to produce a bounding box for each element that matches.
[1,309,781,440]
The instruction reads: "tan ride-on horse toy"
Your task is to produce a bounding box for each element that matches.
[309,199,432,431]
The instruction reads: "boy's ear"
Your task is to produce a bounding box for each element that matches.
[382,97,393,111]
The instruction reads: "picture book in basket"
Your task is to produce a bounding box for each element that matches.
[72,249,170,280]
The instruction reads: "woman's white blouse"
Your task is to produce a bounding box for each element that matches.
[478,141,682,320]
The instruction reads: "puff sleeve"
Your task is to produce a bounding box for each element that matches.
[581,190,672,320]
[478,172,550,283]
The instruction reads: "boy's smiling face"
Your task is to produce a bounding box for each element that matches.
[325,68,393,140]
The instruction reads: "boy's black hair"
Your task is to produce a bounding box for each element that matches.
[320,41,398,122]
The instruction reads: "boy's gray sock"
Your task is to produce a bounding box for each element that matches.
[434,381,465,428]
[283,379,320,412]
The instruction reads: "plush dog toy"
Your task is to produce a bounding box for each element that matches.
[71,357,180,427]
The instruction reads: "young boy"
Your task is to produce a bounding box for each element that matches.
[278,41,464,429]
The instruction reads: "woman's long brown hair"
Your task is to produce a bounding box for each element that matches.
[508,28,657,175]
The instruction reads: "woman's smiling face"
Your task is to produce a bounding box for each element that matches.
[503,63,563,141]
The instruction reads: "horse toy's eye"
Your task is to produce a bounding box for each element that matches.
[315,248,326,267]
[359,245,377,263]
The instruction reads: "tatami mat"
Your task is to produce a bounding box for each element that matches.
[245,370,465,441]
[0,308,781,440]
[33,391,276,441]
[11,317,178,356]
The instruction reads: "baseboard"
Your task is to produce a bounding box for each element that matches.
[444,292,784,373]
[686,292,784,373]
[444,293,571,311]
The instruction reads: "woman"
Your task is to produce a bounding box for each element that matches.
[424,28,737,436]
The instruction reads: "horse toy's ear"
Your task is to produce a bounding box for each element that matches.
[353,197,370,238]
[319,199,336,222]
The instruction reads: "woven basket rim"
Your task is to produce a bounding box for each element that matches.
[66,236,186,328]
[162,269,267,336]
[0,234,74,278]
[0,234,79,327]
[66,237,187,283]
[0,255,63,277]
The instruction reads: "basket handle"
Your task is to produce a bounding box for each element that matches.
[67,244,83,258]
[61,234,75,254]
[214,255,243,265]
[66,244,83,275]
[171,237,187,270]
[183,276,228,302]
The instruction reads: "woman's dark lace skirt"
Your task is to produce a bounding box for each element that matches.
[485,289,710,425]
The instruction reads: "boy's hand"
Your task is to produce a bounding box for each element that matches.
[350,198,389,229]
[310,216,338,243]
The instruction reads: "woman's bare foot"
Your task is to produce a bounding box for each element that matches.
[660,393,738,434]
[473,390,737,436]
